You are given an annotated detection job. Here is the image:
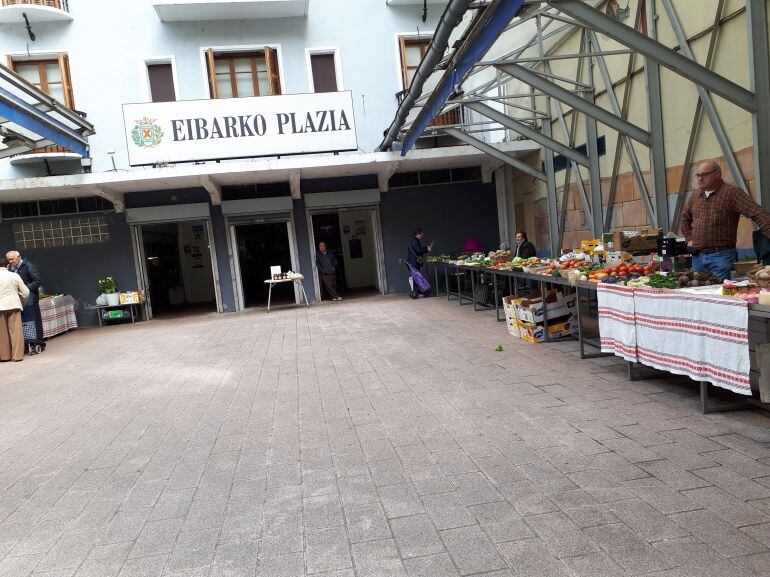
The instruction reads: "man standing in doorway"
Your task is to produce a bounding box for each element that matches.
[0,257,30,362]
[316,242,342,301]
[6,251,45,351]
[680,161,770,279]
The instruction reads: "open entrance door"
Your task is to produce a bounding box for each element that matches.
[309,207,383,301]
[231,221,297,309]
[142,221,217,317]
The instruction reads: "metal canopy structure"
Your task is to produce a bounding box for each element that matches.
[379,0,770,255]
[0,64,94,159]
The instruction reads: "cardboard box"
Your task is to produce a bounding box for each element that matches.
[605,251,626,265]
[734,261,758,276]
[632,254,654,266]
[514,291,576,324]
[658,255,691,274]
[612,229,662,254]
[517,317,575,343]
[119,290,145,305]
[502,295,521,337]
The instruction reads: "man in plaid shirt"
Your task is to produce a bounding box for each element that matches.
[679,161,770,279]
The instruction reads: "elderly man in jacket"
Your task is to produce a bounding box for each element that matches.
[315,242,342,301]
[0,257,30,362]
[6,250,45,351]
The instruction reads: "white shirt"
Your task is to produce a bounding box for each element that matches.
[704,189,716,198]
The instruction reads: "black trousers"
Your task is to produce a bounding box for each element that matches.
[321,275,340,299]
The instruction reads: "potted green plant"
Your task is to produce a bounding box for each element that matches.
[98,277,120,306]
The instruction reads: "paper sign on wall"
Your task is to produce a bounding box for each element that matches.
[123,91,358,166]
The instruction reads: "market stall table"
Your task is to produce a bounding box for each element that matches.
[265,275,310,313]
[38,295,78,338]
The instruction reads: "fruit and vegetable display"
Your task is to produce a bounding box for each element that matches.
[673,270,723,288]
[490,249,512,264]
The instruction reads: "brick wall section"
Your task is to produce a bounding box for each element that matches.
[533,145,760,252]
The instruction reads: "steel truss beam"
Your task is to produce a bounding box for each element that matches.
[603,1,643,231]
[661,0,746,196]
[536,14,561,256]
[477,50,633,65]
[643,0,669,233]
[549,0,756,113]
[496,62,651,145]
[441,127,547,182]
[464,101,590,167]
[583,32,603,237]
[672,0,725,229]
[747,0,770,208]
[589,29,656,228]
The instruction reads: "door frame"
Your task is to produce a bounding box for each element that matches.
[226,213,300,311]
[306,204,387,301]
[130,218,222,317]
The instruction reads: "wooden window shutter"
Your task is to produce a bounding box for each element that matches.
[399,35,408,89]
[58,53,74,108]
[265,46,281,95]
[206,48,218,98]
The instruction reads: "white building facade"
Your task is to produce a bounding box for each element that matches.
[0,0,534,323]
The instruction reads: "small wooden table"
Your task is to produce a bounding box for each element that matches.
[264,275,310,313]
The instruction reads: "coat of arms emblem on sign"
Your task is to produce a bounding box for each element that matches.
[131,117,164,148]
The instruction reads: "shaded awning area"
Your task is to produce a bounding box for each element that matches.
[0,63,94,159]
[380,0,770,255]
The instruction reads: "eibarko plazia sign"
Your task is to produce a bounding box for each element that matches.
[123,91,358,166]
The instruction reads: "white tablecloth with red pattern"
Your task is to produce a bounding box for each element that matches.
[38,295,78,338]
[598,285,751,395]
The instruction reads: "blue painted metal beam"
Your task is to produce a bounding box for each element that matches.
[0,85,88,157]
[401,0,525,155]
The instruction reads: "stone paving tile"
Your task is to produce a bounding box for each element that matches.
[2,296,770,577]
[668,509,768,558]
[420,492,476,531]
[402,553,460,577]
[389,514,444,559]
[351,538,407,577]
[343,502,391,543]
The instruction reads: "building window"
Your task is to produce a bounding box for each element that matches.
[205,48,281,99]
[397,36,460,127]
[147,63,176,102]
[309,52,338,93]
[12,216,110,250]
[1,197,112,220]
[399,36,430,89]
[7,54,74,108]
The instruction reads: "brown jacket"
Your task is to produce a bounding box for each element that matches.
[0,268,29,312]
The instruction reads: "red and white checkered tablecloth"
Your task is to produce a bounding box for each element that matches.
[38,295,78,338]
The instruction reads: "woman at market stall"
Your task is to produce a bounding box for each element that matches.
[407,228,432,272]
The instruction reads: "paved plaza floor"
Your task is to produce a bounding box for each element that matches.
[1,295,770,577]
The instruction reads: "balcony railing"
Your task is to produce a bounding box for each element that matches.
[1,0,68,9]
[395,90,465,130]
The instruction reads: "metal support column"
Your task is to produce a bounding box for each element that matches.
[747,0,770,207]
[645,0,669,233]
[537,15,560,257]
[584,32,603,237]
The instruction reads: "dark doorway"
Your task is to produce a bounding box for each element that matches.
[311,212,347,299]
[236,222,294,308]
[142,221,216,316]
